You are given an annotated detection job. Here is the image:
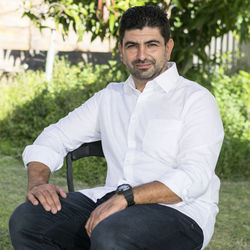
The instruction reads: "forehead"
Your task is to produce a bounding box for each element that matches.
[122,27,164,44]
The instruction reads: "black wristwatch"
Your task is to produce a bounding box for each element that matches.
[116,184,135,207]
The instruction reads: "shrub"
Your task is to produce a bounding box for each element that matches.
[210,69,250,179]
[0,58,128,186]
[0,58,128,146]
[0,58,249,184]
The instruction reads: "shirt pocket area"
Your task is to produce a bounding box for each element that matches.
[142,119,183,161]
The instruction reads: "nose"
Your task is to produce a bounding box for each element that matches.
[137,46,146,61]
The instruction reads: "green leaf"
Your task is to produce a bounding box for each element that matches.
[109,13,116,33]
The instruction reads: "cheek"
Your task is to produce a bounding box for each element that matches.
[124,54,136,64]
[153,52,167,64]
[161,51,168,62]
[122,56,133,67]
[166,49,172,60]
[150,49,166,58]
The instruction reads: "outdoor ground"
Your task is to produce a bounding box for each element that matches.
[0,154,249,249]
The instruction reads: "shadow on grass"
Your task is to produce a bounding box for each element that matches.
[1,154,249,250]
[0,154,92,249]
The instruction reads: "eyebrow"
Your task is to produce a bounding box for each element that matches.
[124,40,161,47]
[145,40,161,45]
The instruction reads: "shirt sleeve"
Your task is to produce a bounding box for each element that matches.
[157,89,224,203]
[22,90,103,172]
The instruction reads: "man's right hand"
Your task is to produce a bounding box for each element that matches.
[27,161,67,214]
[27,183,67,214]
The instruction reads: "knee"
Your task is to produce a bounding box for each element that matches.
[9,202,41,245]
[90,218,134,250]
[9,202,29,236]
[90,223,118,250]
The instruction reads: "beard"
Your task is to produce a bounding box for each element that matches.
[126,58,167,81]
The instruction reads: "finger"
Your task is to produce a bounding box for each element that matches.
[26,193,39,206]
[43,190,59,214]
[85,213,96,237]
[87,209,103,236]
[88,213,96,234]
[55,186,67,199]
[85,218,91,237]
[49,189,63,212]
[90,217,101,233]
[32,190,51,211]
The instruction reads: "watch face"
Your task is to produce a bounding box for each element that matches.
[118,184,130,192]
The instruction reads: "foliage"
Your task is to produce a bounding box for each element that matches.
[169,0,250,74]
[70,156,107,187]
[210,69,250,179]
[0,58,128,187]
[23,0,250,74]
[0,58,249,180]
[0,57,128,147]
[23,0,166,41]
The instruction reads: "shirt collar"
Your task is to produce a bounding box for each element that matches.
[151,62,180,93]
[124,62,180,94]
[124,75,140,95]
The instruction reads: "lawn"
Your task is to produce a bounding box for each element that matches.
[0,154,249,249]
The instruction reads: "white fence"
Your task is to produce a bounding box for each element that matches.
[193,31,239,69]
[1,31,247,74]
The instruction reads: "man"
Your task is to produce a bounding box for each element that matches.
[9,6,224,250]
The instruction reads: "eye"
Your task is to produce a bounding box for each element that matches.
[148,43,158,48]
[126,44,137,49]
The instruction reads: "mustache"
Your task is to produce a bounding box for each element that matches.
[132,59,155,65]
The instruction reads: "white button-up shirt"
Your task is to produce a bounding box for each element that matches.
[23,62,224,248]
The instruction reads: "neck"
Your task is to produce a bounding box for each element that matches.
[133,78,147,92]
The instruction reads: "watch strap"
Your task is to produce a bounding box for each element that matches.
[116,184,135,207]
[123,188,135,207]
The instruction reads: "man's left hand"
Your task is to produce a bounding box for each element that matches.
[85,194,127,237]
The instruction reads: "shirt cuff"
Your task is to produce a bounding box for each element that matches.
[22,145,64,172]
[157,169,193,203]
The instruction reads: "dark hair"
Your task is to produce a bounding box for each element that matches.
[119,6,170,45]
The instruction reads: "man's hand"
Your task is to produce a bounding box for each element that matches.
[27,183,67,214]
[26,162,67,214]
[85,194,127,237]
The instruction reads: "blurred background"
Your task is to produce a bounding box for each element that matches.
[0,0,249,249]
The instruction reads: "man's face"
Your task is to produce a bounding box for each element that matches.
[119,27,174,83]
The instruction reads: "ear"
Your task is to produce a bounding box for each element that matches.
[166,39,174,60]
[118,42,123,54]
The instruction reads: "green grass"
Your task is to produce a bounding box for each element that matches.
[0,154,88,250]
[206,181,250,250]
[0,154,249,249]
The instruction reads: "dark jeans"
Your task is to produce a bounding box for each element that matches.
[9,192,203,250]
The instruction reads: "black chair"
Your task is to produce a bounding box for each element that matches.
[66,141,104,192]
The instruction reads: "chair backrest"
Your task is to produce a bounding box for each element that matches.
[66,141,104,192]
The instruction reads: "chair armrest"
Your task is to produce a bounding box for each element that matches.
[66,141,104,192]
[70,141,104,161]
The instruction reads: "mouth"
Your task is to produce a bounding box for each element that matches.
[135,63,152,69]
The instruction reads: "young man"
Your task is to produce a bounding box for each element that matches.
[9,6,224,250]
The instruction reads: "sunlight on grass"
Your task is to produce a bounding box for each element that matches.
[207,181,250,250]
[0,155,249,249]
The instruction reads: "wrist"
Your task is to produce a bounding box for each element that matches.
[28,182,48,191]
[114,194,128,209]
[116,184,135,207]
